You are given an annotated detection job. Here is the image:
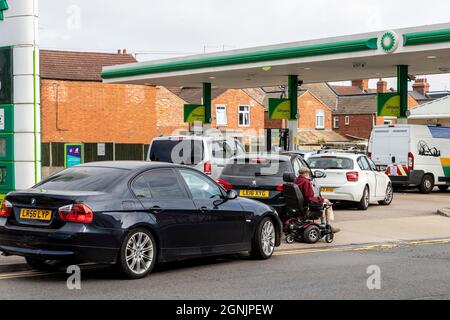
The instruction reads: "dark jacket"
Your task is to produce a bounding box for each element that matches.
[294,176,324,204]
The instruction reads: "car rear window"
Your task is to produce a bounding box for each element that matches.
[307,157,354,170]
[211,140,245,159]
[34,167,128,192]
[222,159,290,177]
[149,139,204,165]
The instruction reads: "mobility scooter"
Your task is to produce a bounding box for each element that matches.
[282,173,334,244]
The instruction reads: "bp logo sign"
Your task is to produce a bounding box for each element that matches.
[0,0,8,21]
[379,31,400,54]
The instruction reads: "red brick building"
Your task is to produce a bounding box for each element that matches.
[332,80,419,140]
[40,50,158,144]
[245,87,347,148]
[40,50,268,175]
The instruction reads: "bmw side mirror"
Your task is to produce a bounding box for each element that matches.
[227,190,238,200]
[313,171,327,179]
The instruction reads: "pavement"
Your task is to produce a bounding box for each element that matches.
[1,189,449,272]
[437,207,450,217]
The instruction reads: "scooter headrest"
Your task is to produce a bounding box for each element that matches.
[283,173,296,183]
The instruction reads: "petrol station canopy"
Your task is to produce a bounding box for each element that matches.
[102,23,450,88]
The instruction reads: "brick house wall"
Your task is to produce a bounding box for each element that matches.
[264,111,284,129]
[41,79,157,144]
[334,94,420,139]
[333,114,375,139]
[298,91,332,130]
[155,86,189,136]
[211,89,265,133]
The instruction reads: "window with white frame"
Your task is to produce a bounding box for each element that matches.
[316,109,325,129]
[238,105,250,127]
[333,116,340,129]
[216,105,227,126]
[345,116,350,126]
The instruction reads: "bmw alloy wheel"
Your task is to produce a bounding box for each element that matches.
[125,232,154,276]
[261,220,275,256]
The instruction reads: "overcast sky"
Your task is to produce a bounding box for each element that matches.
[39,0,450,90]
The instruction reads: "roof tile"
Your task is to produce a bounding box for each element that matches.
[40,50,137,82]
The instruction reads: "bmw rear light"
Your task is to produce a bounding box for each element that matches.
[217,178,233,190]
[204,161,212,176]
[346,172,359,182]
[276,184,284,192]
[59,203,93,223]
[408,152,414,171]
[0,200,13,218]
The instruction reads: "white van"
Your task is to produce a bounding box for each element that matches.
[147,136,246,179]
[368,125,450,193]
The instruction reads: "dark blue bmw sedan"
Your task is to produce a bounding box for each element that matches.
[0,162,281,279]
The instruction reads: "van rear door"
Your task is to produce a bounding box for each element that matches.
[370,128,391,166]
[389,127,410,167]
[370,126,410,168]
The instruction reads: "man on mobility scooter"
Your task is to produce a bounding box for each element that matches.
[283,167,341,244]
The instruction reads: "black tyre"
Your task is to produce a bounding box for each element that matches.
[286,234,295,244]
[358,186,370,211]
[116,228,157,279]
[378,183,394,206]
[250,217,276,260]
[303,225,321,244]
[438,186,449,192]
[25,257,63,272]
[325,233,334,244]
[419,175,434,194]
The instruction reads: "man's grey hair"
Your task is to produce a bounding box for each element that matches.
[299,167,311,176]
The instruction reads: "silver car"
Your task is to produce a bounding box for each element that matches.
[147,135,246,179]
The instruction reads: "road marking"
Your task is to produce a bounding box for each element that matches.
[0,265,105,281]
[0,270,53,280]
[274,238,450,257]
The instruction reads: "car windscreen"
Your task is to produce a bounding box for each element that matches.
[222,159,290,177]
[149,140,204,165]
[34,167,128,192]
[307,157,354,170]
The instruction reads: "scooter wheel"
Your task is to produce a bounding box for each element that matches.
[325,233,334,244]
[303,225,321,244]
[286,235,295,244]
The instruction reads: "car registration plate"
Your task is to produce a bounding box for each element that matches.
[19,209,53,221]
[240,190,270,198]
[321,187,335,193]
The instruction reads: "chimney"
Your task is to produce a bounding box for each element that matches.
[377,79,388,93]
[117,49,122,54]
[123,49,127,54]
[413,78,430,96]
[352,79,369,92]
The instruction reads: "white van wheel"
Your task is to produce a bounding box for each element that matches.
[419,175,434,194]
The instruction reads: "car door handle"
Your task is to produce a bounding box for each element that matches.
[149,206,163,214]
[200,206,210,214]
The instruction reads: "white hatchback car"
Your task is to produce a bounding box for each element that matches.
[307,153,393,210]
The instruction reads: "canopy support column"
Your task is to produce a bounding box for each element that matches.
[397,65,409,123]
[287,75,299,151]
[203,83,212,131]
